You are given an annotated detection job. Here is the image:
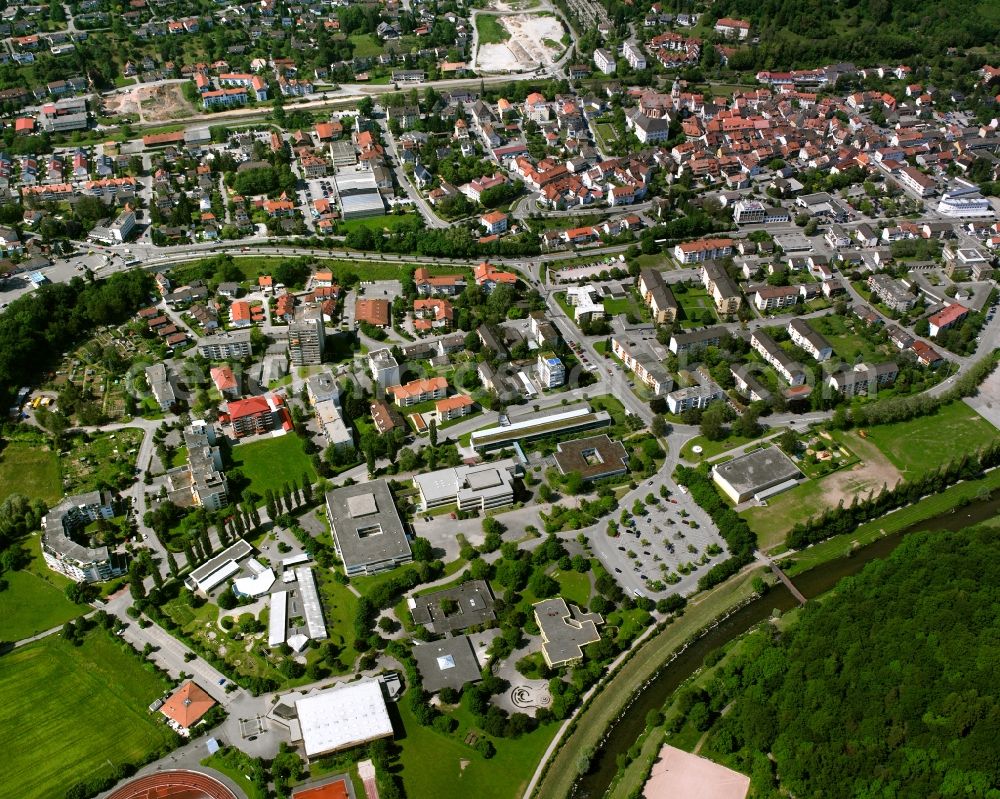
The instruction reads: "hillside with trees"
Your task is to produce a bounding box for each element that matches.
[708,0,1000,70]
[673,525,1000,797]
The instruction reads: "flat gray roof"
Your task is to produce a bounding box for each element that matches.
[713,446,802,497]
[534,597,603,666]
[412,636,482,693]
[409,580,496,633]
[325,480,412,571]
[296,566,328,641]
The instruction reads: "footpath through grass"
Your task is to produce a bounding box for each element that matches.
[0,629,176,799]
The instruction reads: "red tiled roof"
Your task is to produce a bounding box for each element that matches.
[355,298,390,326]
[160,681,215,729]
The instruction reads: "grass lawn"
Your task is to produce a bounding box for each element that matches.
[589,394,629,427]
[743,479,828,550]
[594,122,618,149]
[313,570,362,672]
[475,14,510,43]
[0,629,176,799]
[807,314,885,364]
[202,749,266,799]
[0,441,61,504]
[0,566,84,641]
[230,434,316,499]
[673,286,717,328]
[397,694,557,799]
[860,402,1000,477]
[339,214,419,235]
[680,429,782,462]
[552,569,591,606]
[349,33,384,58]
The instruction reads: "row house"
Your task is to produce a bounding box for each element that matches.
[751,330,806,386]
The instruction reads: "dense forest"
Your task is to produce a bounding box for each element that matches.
[679,526,1000,797]
[0,270,153,409]
[708,0,1000,69]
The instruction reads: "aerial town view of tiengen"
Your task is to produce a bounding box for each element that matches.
[0,0,999,796]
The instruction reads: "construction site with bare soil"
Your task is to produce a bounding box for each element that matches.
[474,12,568,73]
[101,83,196,124]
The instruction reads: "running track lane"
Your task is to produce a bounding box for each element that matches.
[106,769,240,799]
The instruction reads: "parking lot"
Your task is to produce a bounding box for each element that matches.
[590,476,728,599]
[550,255,627,284]
[303,177,337,212]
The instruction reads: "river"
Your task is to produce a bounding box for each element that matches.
[569,493,1000,798]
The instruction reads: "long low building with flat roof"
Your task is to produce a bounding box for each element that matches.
[185,539,254,594]
[295,679,393,758]
[470,404,612,452]
[296,566,328,640]
[712,446,803,504]
[325,480,412,575]
[413,459,519,512]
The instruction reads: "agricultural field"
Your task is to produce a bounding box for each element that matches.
[0,629,176,799]
[0,440,61,505]
[229,434,316,500]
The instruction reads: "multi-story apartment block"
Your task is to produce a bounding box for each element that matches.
[674,238,734,264]
[751,330,806,385]
[198,331,252,360]
[537,353,566,389]
[41,491,127,582]
[788,319,833,361]
[612,336,673,396]
[638,268,678,324]
[288,311,325,366]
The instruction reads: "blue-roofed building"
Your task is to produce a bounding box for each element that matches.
[537,352,566,389]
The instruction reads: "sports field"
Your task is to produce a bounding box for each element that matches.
[859,401,1000,476]
[0,630,176,799]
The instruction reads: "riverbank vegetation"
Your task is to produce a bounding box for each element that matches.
[668,524,1000,797]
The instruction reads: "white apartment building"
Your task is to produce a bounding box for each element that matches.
[594,48,616,75]
[537,353,566,389]
[623,41,647,70]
